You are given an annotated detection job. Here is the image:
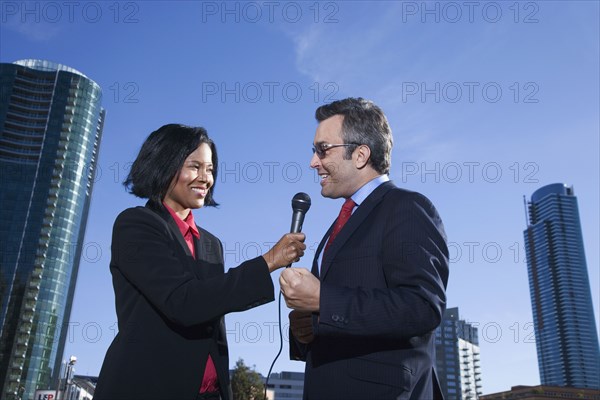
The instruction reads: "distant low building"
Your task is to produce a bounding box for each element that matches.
[229,367,304,400]
[480,385,600,400]
[68,375,97,400]
[265,371,304,400]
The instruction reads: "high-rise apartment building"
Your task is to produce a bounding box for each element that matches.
[523,183,600,388]
[0,59,104,399]
[435,307,482,400]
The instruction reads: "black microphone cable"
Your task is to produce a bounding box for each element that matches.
[263,193,310,400]
[263,290,284,400]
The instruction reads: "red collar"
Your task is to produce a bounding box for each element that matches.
[163,203,199,239]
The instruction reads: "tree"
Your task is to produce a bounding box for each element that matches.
[231,358,266,400]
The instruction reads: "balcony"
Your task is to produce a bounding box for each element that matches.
[25,291,38,301]
[5,118,47,130]
[6,109,48,121]
[9,92,52,104]
[15,73,56,85]
[18,327,31,335]
[16,336,29,346]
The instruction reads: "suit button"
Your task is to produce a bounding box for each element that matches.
[331,315,339,322]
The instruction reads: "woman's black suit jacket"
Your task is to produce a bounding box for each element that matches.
[94,202,275,400]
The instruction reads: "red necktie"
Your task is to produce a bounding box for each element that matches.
[324,198,356,256]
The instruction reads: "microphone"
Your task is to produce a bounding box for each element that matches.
[264,192,311,393]
[290,192,311,233]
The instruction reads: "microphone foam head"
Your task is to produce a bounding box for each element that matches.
[292,192,311,213]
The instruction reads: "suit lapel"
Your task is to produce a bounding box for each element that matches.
[147,201,194,259]
[195,229,218,264]
[169,218,195,258]
[319,181,396,280]
[312,223,334,278]
[195,232,208,260]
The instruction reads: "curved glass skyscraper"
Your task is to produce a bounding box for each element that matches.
[524,183,600,389]
[0,60,105,399]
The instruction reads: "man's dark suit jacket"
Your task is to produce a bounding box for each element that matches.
[291,181,449,400]
[94,202,275,400]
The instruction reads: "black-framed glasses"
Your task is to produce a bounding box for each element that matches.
[312,143,360,159]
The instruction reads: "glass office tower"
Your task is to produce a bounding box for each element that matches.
[0,59,105,399]
[524,183,600,388]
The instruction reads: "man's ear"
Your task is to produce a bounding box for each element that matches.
[354,145,371,169]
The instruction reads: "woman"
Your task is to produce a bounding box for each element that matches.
[94,124,305,400]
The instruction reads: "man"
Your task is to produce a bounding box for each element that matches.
[280,98,449,400]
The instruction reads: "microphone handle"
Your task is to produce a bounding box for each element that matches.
[290,211,305,233]
[287,210,305,267]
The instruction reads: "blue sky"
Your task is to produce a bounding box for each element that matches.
[1,1,599,394]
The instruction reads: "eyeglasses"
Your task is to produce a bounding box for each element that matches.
[312,143,360,159]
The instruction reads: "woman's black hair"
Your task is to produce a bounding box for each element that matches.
[123,124,219,207]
